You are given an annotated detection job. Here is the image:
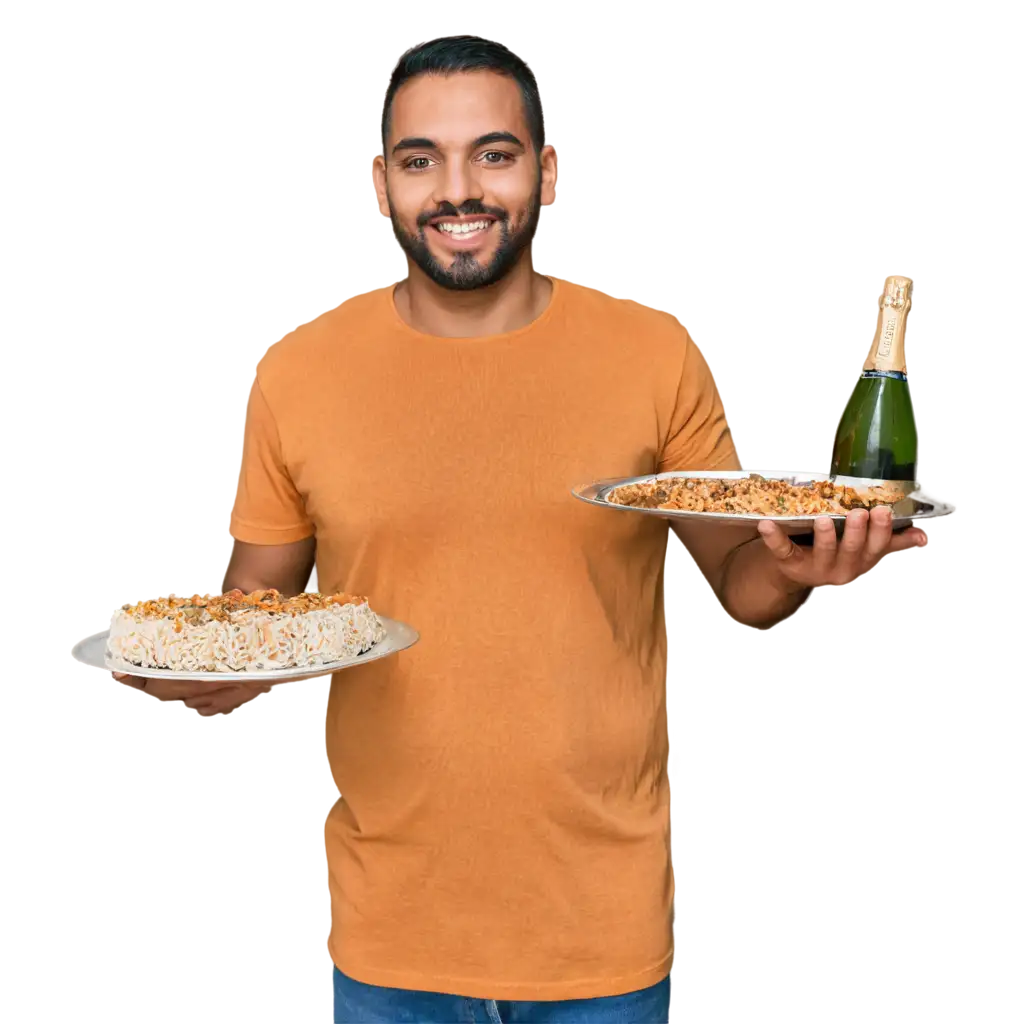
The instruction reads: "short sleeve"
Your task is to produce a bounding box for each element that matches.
[229,378,315,544]
[657,330,741,473]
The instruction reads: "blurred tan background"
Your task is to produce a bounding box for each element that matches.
[6,8,1024,1024]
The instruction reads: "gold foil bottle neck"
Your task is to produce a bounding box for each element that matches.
[865,275,912,373]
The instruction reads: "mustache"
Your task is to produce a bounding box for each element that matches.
[416,200,508,229]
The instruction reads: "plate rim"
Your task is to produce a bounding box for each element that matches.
[70,614,419,682]
[570,469,956,524]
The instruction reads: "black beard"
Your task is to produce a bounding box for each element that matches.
[388,185,542,292]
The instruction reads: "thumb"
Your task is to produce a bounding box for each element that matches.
[757,519,800,563]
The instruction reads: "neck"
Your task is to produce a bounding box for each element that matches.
[393,253,552,338]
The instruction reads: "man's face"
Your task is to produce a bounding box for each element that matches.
[374,71,555,291]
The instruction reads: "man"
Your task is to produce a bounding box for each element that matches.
[114,35,928,1024]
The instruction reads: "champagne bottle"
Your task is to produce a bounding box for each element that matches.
[831,276,918,483]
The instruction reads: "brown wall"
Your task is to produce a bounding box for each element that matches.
[6,9,1024,1024]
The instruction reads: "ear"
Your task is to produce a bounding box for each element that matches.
[372,155,391,217]
[538,145,557,207]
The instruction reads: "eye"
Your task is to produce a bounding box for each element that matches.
[481,151,513,164]
[404,156,434,171]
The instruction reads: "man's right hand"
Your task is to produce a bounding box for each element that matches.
[112,672,272,716]
[111,536,316,715]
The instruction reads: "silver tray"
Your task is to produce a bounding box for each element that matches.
[66,610,417,684]
[571,470,954,536]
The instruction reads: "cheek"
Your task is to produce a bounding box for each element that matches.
[388,181,434,228]
[499,187,539,232]
[505,202,534,234]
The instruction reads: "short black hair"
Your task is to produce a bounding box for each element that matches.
[382,35,545,156]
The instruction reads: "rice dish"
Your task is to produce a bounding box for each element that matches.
[106,589,386,672]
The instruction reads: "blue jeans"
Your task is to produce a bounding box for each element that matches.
[333,966,670,1023]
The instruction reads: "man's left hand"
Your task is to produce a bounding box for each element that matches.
[757,506,928,591]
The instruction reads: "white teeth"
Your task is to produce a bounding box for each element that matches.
[437,220,489,234]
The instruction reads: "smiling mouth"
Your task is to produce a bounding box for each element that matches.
[429,217,498,242]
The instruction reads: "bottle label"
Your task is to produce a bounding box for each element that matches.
[878,312,898,358]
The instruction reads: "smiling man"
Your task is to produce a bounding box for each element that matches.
[113,35,928,1024]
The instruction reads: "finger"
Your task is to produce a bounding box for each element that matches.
[138,688,186,704]
[138,679,189,702]
[153,679,233,702]
[810,516,838,576]
[184,684,249,716]
[183,691,234,707]
[864,505,894,562]
[886,527,928,553]
[757,519,801,562]
[835,508,870,580]
[112,672,147,691]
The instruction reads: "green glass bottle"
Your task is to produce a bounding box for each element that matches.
[831,276,918,484]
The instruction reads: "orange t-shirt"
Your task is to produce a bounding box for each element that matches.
[229,277,739,1001]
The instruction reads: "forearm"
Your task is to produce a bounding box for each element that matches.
[221,570,305,596]
[717,536,812,629]
[221,537,317,598]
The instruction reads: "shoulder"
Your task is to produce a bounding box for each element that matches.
[254,286,392,400]
[555,278,693,358]
[555,280,725,415]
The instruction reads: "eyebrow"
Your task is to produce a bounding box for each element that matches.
[391,131,526,155]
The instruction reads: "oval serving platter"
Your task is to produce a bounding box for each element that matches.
[571,470,954,536]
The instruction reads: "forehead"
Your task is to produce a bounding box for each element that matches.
[388,71,529,150]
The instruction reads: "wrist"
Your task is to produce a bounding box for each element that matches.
[718,536,811,629]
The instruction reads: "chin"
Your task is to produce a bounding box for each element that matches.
[434,237,497,258]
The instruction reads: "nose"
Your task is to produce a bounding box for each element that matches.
[431,157,484,211]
